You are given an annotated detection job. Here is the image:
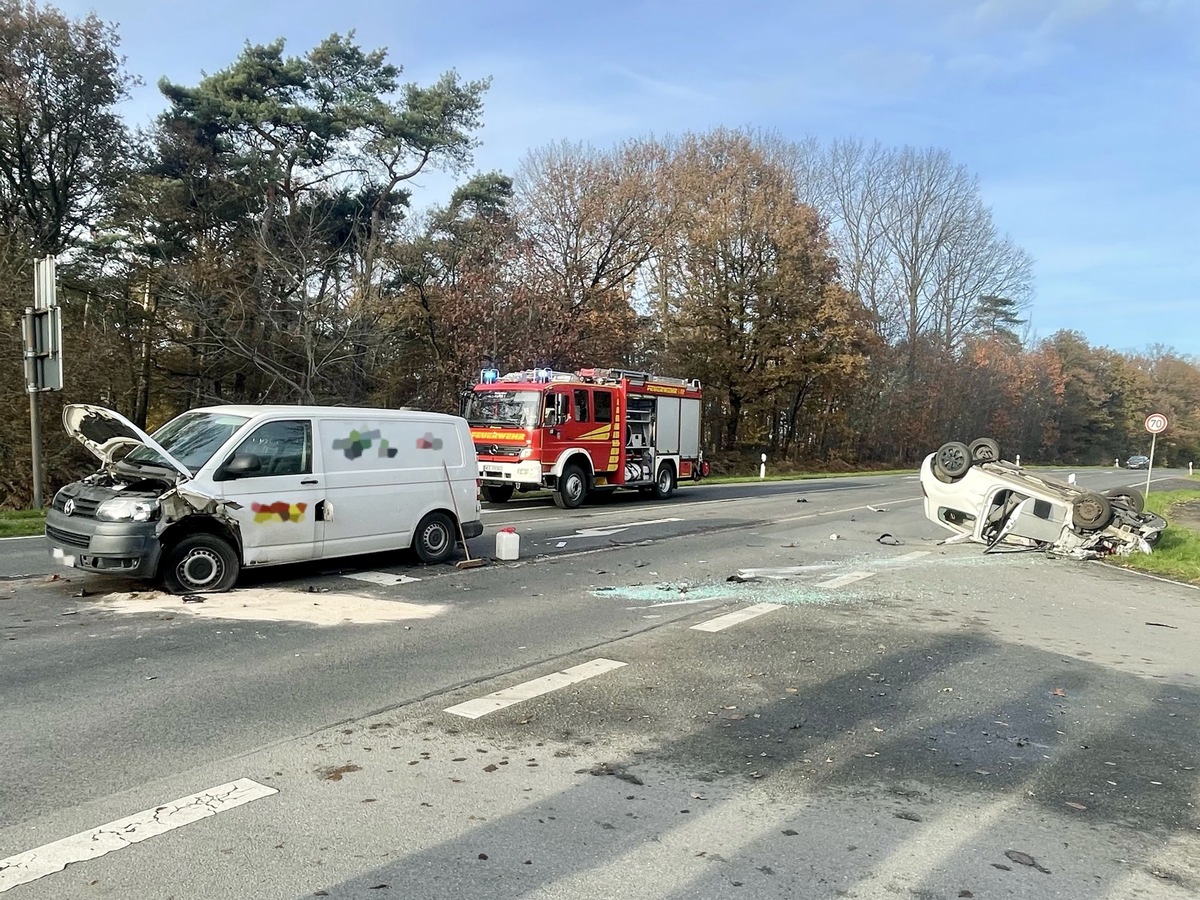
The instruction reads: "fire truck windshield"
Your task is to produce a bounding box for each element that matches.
[463,390,542,428]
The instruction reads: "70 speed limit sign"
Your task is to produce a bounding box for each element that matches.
[1145,413,1167,434]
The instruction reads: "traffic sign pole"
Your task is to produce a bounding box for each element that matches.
[1143,412,1168,497]
[1145,432,1156,497]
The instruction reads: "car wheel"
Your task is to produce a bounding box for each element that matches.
[481,484,514,504]
[162,533,240,594]
[969,437,1001,464]
[1072,492,1113,531]
[1104,487,1145,514]
[553,464,587,509]
[933,441,972,480]
[413,511,455,564]
[653,464,676,500]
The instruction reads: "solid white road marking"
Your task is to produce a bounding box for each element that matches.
[815,571,874,589]
[891,551,932,562]
[444,658,627,719]
[691,604,784,632]
[0,778,277,893]
[343,571,421,586]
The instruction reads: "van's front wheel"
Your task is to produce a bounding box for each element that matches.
[162,533,240,594]
[414,511,455,564]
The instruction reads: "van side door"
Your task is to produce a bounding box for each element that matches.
[215,418,323,565]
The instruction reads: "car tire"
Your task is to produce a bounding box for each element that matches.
[1072,492,1113,531]
[933,441,972,480]
[553,464,587,509]
[413,511,456,564]
[969,437,1001,464]
[1104,487,1145,514]
[481,484,514,504]
[162,533,240,594]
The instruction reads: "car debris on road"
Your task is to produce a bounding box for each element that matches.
[920,438,1167,558]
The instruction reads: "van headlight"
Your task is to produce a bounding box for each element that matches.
[96,498,160,522]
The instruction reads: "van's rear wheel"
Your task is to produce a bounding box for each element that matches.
[414,511,455,564]
[162,533,240,594]
[481,484,514,504]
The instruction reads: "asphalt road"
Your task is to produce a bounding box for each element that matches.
[1,468,1197,899]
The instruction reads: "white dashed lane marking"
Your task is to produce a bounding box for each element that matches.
[0,779,277,893]
[691,604,784,633]
[814,571,875,589]
[445,658,627,719]
[891,551,932,562]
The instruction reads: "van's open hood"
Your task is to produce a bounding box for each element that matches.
[62,404,193,479]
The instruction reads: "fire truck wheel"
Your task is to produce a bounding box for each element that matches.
[553,464,587,509]
[653,464,676,500]
[481,484,515,504]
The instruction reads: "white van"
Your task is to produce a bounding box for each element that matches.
[44,404,483,593]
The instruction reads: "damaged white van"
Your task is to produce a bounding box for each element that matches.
[45,404,483,593]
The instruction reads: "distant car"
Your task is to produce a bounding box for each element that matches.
[921,438,1166,556]
[1126,455,1150,469]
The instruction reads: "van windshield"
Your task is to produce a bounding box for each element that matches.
[125,412,249,474]
[462,391,541,428]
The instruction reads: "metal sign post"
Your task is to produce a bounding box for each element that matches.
[25,256,63,508]
[1144,412,1168,496]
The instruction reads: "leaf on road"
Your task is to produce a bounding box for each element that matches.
[1065,801,1087,810]
[320,764,362,781]
[1005,850,1051,874]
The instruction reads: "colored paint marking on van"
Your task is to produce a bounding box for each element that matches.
[252,501,308,524]
[333,428,382,459]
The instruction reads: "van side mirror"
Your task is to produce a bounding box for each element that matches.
[217,452,262,481]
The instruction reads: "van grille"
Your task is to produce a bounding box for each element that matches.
[53,493,101,518]
[46,525,90,548]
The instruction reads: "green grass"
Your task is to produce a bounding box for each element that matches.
[0,508,46,538]
[1112,489,1200,584]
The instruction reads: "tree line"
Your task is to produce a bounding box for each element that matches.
[0,1,1195,506]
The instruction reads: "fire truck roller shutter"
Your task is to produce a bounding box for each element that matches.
[680,398,700,457]
[657,397,681,453]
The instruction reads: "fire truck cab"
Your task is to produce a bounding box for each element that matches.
[463,367,709,509]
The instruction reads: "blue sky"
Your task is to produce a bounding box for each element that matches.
[59,0,1200,355]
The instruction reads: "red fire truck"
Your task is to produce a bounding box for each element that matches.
[463,367,710,508]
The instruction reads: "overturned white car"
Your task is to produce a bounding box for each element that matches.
[920,438,1166,556]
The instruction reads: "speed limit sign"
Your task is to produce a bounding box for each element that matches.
[1145,413,1167,434]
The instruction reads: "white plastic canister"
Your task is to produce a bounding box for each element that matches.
[495,528,520,561]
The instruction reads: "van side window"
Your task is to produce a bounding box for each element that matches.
[594,390,613,423]
[573,389,590,422]
[232,420,312,477]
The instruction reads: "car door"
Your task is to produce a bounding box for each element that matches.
[216,418,324,566]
